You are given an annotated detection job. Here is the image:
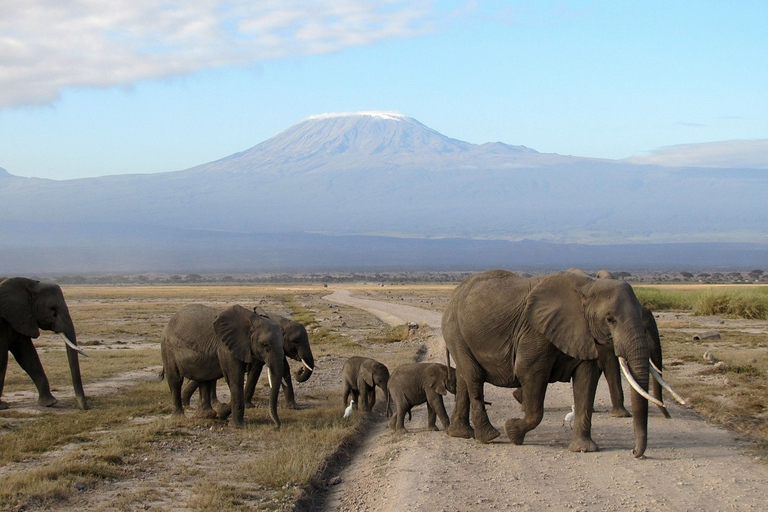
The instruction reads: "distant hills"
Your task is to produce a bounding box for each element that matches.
[1,112,766,273]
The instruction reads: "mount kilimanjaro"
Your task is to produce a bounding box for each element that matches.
[1,112,766,273]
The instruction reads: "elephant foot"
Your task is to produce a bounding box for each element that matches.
[214,402,232,420]
[512,388,523,404]
[446,422,474,439]
[0,400,8,410]
[427,424,439,432]
[609,406,632,418]
[195,408,218,420]
[171,409,185,418]
[285,401,299,410]
[474,422,500,444]
[38,394,58,408]
[244,401,256,409]
[569,436,599,453]
[229,418,245,428]
[504,418,527,445]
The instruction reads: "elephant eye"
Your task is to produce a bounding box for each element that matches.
[606,316,616,324]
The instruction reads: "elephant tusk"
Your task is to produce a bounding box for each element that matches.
[267,368,273,389]
[60,333,88,357]
[649,358,663,375]
[282,378,289,387]
[649,363,686,405]
[301,359,314,372]
[619,357,664,408]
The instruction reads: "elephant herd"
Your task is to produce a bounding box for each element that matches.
[0,270,684,458]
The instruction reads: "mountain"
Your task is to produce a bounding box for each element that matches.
[1,112,767,273]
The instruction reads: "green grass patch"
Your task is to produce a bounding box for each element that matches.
[694,289,768,319]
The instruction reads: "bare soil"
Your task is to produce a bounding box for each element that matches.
[320,289,768,512]
[2,286,767,511]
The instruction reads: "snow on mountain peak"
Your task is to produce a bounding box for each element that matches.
[306,111,407,122]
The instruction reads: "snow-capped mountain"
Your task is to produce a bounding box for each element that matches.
[1,112,766,272]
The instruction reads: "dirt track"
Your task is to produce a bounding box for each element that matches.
[322,289,768,511]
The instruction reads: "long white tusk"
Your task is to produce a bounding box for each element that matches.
[282,378,289,387]
[301,359,314,371]
[649,358,663,375]
[60,333,88,357]
[619,357,664,408]
[649,363,686,405]
[267,368,273,389]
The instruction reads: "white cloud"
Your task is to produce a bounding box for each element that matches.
[626,140,768,169]
[0,0,437,108]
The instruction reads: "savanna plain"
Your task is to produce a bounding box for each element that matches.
[1,280,768,511]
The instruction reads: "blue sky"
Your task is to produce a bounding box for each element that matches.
[1,1,767,179]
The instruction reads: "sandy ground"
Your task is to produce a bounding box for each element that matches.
[321,289,768,512]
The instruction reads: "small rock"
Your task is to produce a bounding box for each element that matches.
[329,476,342,485]
[703,351,718,364]
[694,331,721,341]
[713,361,727,370]
[75,482,87,491]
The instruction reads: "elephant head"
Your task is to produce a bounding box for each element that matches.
[255,308,314,383]
[426,363,456,396]
[361,358,390,408]
[0,277,88,409]
[213,305,285,427]
[525,272,653,457]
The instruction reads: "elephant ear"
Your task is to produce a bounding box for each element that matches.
[0,278,41,338]
[361,362,375,387]
[213,305,253,364]
[524,273,598,360]
[427,364,448,396]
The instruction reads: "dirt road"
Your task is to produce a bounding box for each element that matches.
[322,289,768,511]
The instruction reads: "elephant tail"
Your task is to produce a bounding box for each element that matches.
[445,347,452,368]
[158,368,165,381]
[385,388,392,418]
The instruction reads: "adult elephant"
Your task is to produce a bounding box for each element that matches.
[161,304,284,427]
[443,270,660,457]
[181,307,315,410]
[0,277,88,410]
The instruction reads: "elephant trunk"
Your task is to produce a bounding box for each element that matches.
[294,347,314,383]
[267,360,283,428]
[60,323,88,410]
[616,329,650,457]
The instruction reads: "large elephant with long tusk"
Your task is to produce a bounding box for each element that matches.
[161,304,284,427]
[444,270,684,458]
[0,277,88,410]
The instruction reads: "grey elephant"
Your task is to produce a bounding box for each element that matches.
[161,304,285,427]
[443,270,673,458]
[0,277,88,410]
[386,362,456,432]
[341,356,389,412]
[180,307,315,410]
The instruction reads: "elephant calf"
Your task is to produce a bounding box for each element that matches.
[341,356,389,412]
[387,362,456,432]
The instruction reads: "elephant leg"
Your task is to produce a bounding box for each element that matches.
[467,379,499,443]
[426,402,438,431]
[210,380,232,420]
[368,387,377,411]
[244,364,262,408]
[223,366,246,427]
[357,380,370,411]
[504,376,547,446]
[395,403,408,432]
[0,348,9,409]
[167,372,185,417]
[428,393,451,430]
[602,355,631,418]
[281,359,297,409]
[9,338,57,407]
[512,387,523,404]
[446,375,474,439]
[569,362,600,453]
[181,379,199,407]
[195,380,218,419]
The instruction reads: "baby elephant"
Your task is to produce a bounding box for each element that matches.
[341,356,390,412]
[387,362,456,432]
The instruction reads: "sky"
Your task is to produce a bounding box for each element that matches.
[1,1,768,180]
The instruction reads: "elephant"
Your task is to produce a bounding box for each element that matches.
[180,307,315,410]
[443,269,672,458]
[341,356,389,412]
[386,362,456,432]
[0,277,88,410]
[161,304,285,427]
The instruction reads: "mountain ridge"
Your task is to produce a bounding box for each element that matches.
[1,112,766,272]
